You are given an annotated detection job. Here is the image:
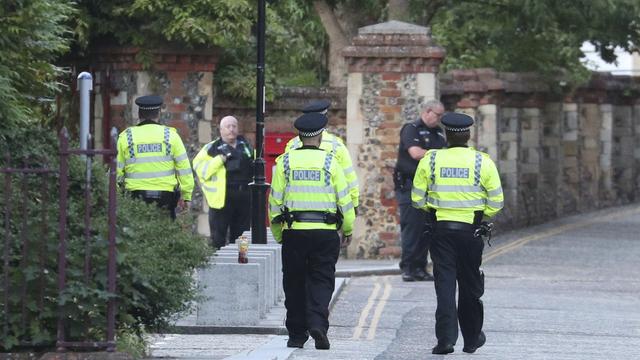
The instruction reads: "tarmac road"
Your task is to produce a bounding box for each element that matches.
[149,204,640,359]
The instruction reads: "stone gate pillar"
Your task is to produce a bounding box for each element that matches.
[342,21,445,258]
[88,46,219,236]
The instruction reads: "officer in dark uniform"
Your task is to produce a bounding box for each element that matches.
[394,99,446,281]
[193,116,254,249]
[412,112,503,354]
[269,112,356,350]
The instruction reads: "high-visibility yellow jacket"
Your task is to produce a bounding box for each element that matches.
[193,141,224,209]
[116,123,194,201]
[192,137,254,209]
[411,146,503,224]
[268,147,356,243]
[285,131,359,207]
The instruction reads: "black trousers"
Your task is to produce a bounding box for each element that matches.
[209,188,251,249]
[396,186,431,272]
[430,225,485,346]
[131,190,177,220]
[281,229,340,340]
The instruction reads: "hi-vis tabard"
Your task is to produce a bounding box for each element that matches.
[411,147,504,224]
[192,140,226,209]
[116,123,194,200]
[285,131,360,208]
[192,138,254,210]
[268,148,356,243]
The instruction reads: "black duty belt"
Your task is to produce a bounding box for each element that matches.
[131,190,173,200]
[290,211,339,224]
[436,221,476,232]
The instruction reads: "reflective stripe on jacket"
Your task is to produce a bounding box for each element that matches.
[192,141,226,209]
[411,147,504,224]
[285,131,360,207]
[116,124,194,200]
[268,148,356,243]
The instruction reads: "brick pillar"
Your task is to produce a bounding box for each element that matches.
[579,103,603,210]
[342,21,445,258]
[541,103,563,219]
[612,104,635,201]
[600,104,614,202]
[89,46,219,235]
[560,103,580,213]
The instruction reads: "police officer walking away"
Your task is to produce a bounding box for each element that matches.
[285,100,360,212]
[116,95,195,219]
[193,115,254,249]
[412,112,503,355]
[394,99,446,281]
[269,112,356,350]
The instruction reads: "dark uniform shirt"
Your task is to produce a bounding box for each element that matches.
[395,119,447,179]
[208,136,253,185]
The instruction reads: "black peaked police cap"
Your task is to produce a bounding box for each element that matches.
[441,112,474,132]
[294,112,328,138]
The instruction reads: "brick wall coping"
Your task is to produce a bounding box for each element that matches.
[587,72,640,91]
[358,20,430,35]
[440,68,640,96]
[89,46,220,72]
[214,86,347,112]
[343,22,444,61]
[440,68,549,94]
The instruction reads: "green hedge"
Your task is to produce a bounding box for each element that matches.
[0,127,211,351]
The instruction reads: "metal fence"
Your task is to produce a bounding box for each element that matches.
[1,127,119,352]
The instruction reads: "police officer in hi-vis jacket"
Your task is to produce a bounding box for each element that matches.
[116,95,194,219]
[269,112,356,351]
[284,100,359,213]
[412,112,503,355]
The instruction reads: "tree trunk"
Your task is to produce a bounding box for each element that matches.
[388,0,410,21]
[313,0,349,87]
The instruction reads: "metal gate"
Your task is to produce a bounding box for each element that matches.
[1,127,119,352]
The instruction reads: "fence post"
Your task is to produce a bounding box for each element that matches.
[56,128,70,352]
[106,127,118,351]
[84,134,93,284]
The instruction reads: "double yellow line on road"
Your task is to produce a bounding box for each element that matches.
[351,205,640,340]
[483,205,640,263]
[352,276,392,340]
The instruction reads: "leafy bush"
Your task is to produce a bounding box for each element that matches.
[0,126,211,351]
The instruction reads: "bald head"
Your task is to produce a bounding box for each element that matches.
[220,116,238,144]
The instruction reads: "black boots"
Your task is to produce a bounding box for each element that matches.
[432,331,486,354]
[402,268,434,282]
[309,328,330,350]
[412,268,434,281]
[431,343,455,354]
[287,338,306,348]
[463,331,486,353]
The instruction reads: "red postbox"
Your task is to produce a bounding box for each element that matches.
[264,132,295,184]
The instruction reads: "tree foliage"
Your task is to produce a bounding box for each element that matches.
[3,0,640,114]
[317,0,640,86]
[0,0,75,140]
[74,0,327,101]
[427,0,640,83]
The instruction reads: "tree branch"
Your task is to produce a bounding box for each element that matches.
[313,0,349,87]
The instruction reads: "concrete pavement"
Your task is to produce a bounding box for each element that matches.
[148,204,640,359]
